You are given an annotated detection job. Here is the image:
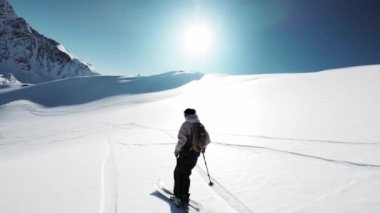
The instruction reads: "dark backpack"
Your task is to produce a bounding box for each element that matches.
[189,122,209,153]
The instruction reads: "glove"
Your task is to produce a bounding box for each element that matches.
[200,147,206,153]
[174,149,180,158]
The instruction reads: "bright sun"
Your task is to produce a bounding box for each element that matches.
[183,21,214,56]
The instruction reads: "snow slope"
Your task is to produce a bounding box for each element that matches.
[0,66,380,213]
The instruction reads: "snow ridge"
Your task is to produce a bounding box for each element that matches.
[0,71,204,107]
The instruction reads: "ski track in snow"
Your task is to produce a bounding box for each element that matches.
[212,142,380,170]
[115,141,252,212]
[107,123,380,212]
[105,122,380,147]
[116,139,380,171]
[213,132,380,146]
[196,166,254,213]
[99,140,119,213]
[115,140,379,213]
[117,141,253,213]
[104,123,380,171]
[99,141,110,213]
[117,142,175,147]
[2,119,378,212]
[0,128,100,146]
[102,122,177,140]
[6,101,378,147]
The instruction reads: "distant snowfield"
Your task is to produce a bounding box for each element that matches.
[0,66,380,213]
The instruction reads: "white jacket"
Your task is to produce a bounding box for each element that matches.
[175,114,210,152]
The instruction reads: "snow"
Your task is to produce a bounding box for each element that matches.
[0,66,380,213]
[57,45,75,60]
[0,73,25,90]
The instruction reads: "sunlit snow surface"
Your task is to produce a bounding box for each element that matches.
[0,67,380,213]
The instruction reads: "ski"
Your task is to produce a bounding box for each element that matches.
[155,179,202,211]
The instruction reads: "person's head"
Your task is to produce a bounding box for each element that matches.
[184,108,196,117]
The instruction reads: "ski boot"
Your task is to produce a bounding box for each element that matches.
[180,194,190,206]
[169,195,181,206]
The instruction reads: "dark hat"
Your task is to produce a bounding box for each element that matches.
[184,108,196,116]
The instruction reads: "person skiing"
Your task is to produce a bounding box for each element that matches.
[172,108,210,205]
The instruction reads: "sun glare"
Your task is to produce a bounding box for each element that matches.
[183,21,214,56]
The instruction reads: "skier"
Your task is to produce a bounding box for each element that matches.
[172,108,210,205]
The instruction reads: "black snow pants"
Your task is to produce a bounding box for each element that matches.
[173,150,199,200]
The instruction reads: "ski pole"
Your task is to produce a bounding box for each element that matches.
[202,152,214,187]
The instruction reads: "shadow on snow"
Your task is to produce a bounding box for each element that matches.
[150,191,189,213]
[0,71,203,107]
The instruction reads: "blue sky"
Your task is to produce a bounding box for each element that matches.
[10,0,380,75]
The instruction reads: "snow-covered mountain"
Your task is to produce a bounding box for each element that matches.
[0,0,98,84]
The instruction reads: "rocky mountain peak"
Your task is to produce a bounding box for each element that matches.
[0,0,98,84]
[0,0,17,19]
